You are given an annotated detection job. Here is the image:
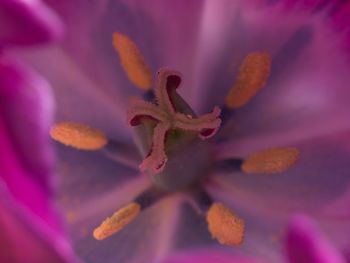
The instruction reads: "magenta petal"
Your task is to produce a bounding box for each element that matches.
[0,0,63,46]
[0,58,55,193]
[286,215,346,263]
[0,183,79,263]
[157,248,260,263]
[0,58,80,262]
[0,97,60,230]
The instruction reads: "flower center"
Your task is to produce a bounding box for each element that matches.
[128,69,221,191]
[50,32,302,248]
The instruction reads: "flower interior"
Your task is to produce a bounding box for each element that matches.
[50,32,300,247]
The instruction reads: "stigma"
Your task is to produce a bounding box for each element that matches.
[127,69,221,175]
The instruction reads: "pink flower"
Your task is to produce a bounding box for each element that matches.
[2,0,350,262]
[0,0,78,262]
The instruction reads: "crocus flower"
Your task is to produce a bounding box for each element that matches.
[10,0,350,262]
[0,0,79,262]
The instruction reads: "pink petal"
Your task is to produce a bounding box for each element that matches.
[0,59,59,228]
[0,0,63,46]
[0,59,79,262]
[0,57,55,193]
[0,182,79,263]
[286,215,346,263]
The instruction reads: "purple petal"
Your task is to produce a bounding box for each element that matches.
[194,1,350,145]
[213,130,350,215]
[17,48,131,139]
[0,57,55,194]
[208,130,350,260]
[42,0,205,113]
[55,145,147,215]
[67,193,181,263]
[157,248,260,263]
[0,0,63,46]
[286,215,346,263]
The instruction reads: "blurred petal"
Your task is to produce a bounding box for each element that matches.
[0,57,55,193]
[0,59,61,227]
[0,182,79,263]
[157,248,260,263]
[0,59,79,261]
[286,215,346,263]
[0,0,63,46]
[329,3,350,53]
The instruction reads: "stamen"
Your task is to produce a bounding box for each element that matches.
[226,52,271,108]
[93,202,141,240]
[112,32,152,90]
[242,147,300,174]
[206,202,245,246]
[50,122,107,150]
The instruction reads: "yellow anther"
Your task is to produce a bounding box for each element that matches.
[50,122,107,150]
[93,202,141,240]
[206,202,245,246]
[226,52,271,108]
[112,32,152,90]
[242,147,300,174]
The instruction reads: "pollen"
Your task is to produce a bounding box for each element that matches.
[226,52,271,108]
[113,32,152,90]
[242,147,300,174]
[207,202,245,246]
[93,202,141,240]
[50,122,107,150]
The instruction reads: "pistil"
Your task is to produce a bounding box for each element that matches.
[127,69,221,175]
